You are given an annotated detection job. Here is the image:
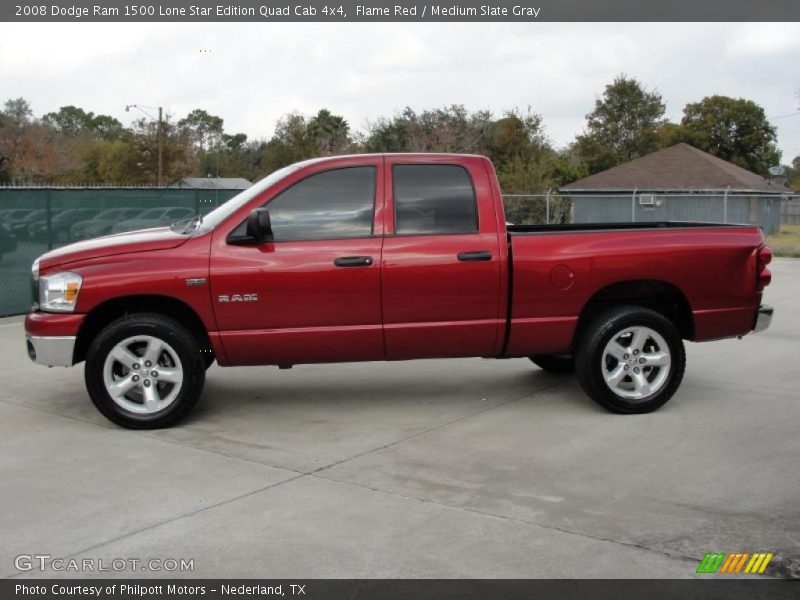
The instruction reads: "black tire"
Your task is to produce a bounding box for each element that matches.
[576,305,685,414]
[529,354,575,374]
[85,313,205,429]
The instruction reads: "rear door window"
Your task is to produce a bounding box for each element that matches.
[393,164,478,235]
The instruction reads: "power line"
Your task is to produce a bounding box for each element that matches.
[770,111,800,119]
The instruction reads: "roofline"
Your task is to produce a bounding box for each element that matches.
[302,152,488,160]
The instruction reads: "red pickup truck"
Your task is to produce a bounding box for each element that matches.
[25,154,773,428]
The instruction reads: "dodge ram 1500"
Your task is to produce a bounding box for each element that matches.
[25,154,773,428]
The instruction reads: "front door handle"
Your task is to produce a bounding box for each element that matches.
[334,255,374,267]
[457,250,492,262]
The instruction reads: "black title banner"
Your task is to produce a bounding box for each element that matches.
[4,0,800,22]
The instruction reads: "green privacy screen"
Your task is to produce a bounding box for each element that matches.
[0,187,241,317]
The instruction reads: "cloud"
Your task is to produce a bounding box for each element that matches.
[0,22,798,161]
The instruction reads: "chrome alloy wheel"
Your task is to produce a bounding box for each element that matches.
[601,326,671,401]
[102,335,183,414]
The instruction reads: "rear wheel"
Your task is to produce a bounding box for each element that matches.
[576,306,685,414]
[85,313,205,429]
[529,354,575,374]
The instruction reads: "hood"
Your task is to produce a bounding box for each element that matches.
[38,227,191,270]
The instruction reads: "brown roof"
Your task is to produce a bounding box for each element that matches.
[562,143,786,193]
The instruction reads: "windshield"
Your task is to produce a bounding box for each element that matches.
[196,164,301,233]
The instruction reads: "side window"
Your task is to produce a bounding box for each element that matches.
[263,166,376,241]
[393,164,478,235]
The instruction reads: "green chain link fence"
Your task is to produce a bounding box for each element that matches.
[0,187,241,316]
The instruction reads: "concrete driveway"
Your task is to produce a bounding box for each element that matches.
[1,259,798,579]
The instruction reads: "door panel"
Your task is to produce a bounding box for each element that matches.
[210,158,385,366]
[212,238,384,365]
[382,233,502,359]
[381,158,503,359]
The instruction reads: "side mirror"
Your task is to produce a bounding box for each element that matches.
[246,208,273,243]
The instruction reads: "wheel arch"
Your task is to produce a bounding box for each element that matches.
[74,295,213,364]
[575,279,694,345]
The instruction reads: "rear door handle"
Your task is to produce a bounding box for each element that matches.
[334,256,374,267]
[457,250,492,262]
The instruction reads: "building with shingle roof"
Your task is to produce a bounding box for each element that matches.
[561,144,787,233]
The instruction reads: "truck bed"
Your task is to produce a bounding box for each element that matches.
[507,221,747,234]
[503,221,765,357]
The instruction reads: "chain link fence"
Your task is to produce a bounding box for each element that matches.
[502,192,791,231]
[782,198,800,225]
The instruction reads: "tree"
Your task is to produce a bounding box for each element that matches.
[0,99,34,176]
[549,145,589,188]
[129,116,191,185]
[653,121,690,149]
[78,138,148,184]
[485,108,554,193]
[178,109,224,151]
[43,105,123,139]
[680,96,781,175]
[258,109,354,174]
[308,109,351,154]
[259,112,315,173]
[365,110,412,152]
[0,98,72,183]
[366,105,496,154]
[2,97,33,125]
[576,75,667,174]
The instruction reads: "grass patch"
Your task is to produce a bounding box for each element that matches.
[767,224,800,258]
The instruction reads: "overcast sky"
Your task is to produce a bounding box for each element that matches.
[1,22,798,162]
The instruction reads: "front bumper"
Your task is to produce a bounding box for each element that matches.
[26,335,76,367]
[753,305,773,334]
[24,312,84,367]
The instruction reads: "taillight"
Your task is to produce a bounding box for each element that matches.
[757,246,772,291]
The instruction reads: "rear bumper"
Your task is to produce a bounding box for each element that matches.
[753,305,773,334]
[24,312,84,367]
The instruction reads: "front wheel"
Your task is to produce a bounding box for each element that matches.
[576,306,685,414]
[85,313,205,429]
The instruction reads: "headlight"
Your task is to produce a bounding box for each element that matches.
[39,272,82,312]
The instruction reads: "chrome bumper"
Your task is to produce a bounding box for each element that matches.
[26,335,76,367]
[753,305,773,334]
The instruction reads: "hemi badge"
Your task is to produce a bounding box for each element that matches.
[185,278,207,286]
